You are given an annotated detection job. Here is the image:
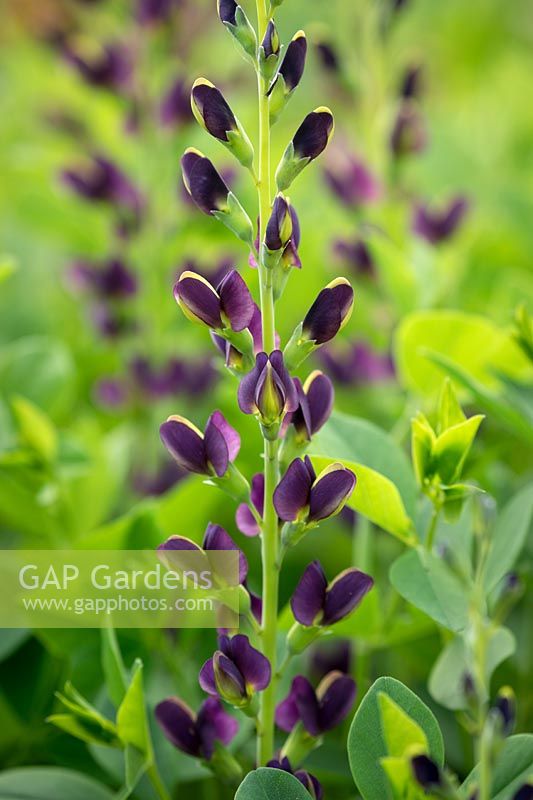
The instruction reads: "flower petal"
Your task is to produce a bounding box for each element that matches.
[192,80,236,142]
[305,371,334,435]
[208,410,241,462]
[292,108,334,162]
[174,271,222,328]
[199,658,217,695]
[275,678,302,732]
[204,414,230,477]
[294,675,322,736]
[197,697,238,759]
[238,352,268,414]
[291,561,328,626]
[203,522,248,584]
[322,568,374,625]
[302,279,354,344]
[229,634,271,691]
[317,671,356,732]
[269,350,298,412]
[213,651,247,702]
[181,148,229,215]
[155,698,201,757]
[160,417,208,474]
[290,377,313,440]
[273,458,313,521]
[236,503,261,537]
[217,269,255,332]
[308,464,356,521]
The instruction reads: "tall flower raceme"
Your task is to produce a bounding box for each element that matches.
[155,0,371,791]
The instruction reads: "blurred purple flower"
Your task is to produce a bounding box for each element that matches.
[63,41,132,91]
[155,696,238,759]
[333,238,376,278]
[267,757,323,800]
[310,640,353,681]
[317,341,395,386]
[412,196,468,244]
[68,258,138,298]
[160,77,192,127]
[390,102,427,158]
[94,378,128,408]
[132,460,185,496]
[200,634,271,707]
[137,0,180,25]
[324,152,380,208]
[91,304,135,338]
[276,672,356,735]
[401,65,423,99]
[291,560,373,627]
[315,40,340,74]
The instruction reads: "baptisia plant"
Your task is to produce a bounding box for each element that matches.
[154,0,373,792]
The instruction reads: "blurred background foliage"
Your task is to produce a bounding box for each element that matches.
[0,0,532,796]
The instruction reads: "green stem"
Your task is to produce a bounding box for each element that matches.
[425,502,441,551]
[254,0,279,768]
[147,763,171,800]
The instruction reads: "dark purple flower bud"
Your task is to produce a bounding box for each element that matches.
[310,640,352,681]
[324,153,380,208]
[265,194,293,252]
[218,0,238,24]
[236,473,264,537]
[174,268,254,332]
[411,755,444,791]
[63,41,132,92]
[333,239,376,278]
[160,78,192,128]
[199,634,271,707]
[160,410,240,478]
[276,672,356,735]
[390,102,427,158]
[412,196,468,245]
[315,40,339,74]
[217,0,257,60]
[273,30,307,93]
[317,342,395,386]
[267,757,323,800]
[133,460,184,496]
[159,522,248,584]
[291,561,373,627]
[191,79,237,141]
[289,371,334,441]
[238,350,298,426]
[302,278,354,344]
[276,108,334,191]
[68,258,137,299]
[261,21,280,59]
[155,696,238,760]
[137,0,179,25]
[273,456,356,523]
[401,65,423,99]
[513,784,533,800]
[181,148,229,215]
[91,304,134,338]
[181,148,253,243]
[491,686,516,736]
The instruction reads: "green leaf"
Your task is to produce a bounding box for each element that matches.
[311,411,418,518]
[437,378,466,433]
[411,413,435,488]
[395,311,532,397]
[378,693,428,757]
[348,677,444,800]
[101,627,128,708]
[484,484,533,592]
[432,414,484,484]
[366,233,418,316]
[389,548,470,632]
[312,456,416,545]
[11,395,58,462]
[46,714,117,748]
[116,660,152,758]
[0,255,17,284]
[0,629,29,662]
[235,767,312,799]
[461,734,533,800]
[0,768,114,799]
[429,627,515,710]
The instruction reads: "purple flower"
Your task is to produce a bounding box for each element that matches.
[155,696,238,760]
[390,102,427,158]
[238,351,298,426]
[218,0,238,24]
[91,304,134,338]
[160,77,192,128]
[191,79,238,141]
[94,378,128,408]
[291,561,373,627]
[292,108,334,161]
[411,755,444,792]
[333,238,376,278]
[315,40,339,74]
[181,149,229,215]
[174,269,254,332]
[260,20,280,60]
[159,522,248,584]
[273,456,356,523]
[288,371,334,442]
[401,65,423,99]
[276,672,356,735]
[137,0,179,25]
[302,278,354,344]
[199,634,271,707]
[265,194,293,252]
[317,342,395,386]
[250,204,301,270]
[269,30,307,94]
[491,687,515,736]
[267,757,323,800]
[63,41,132,91]
[412,196,468,244]
[324,153,380,208]
[67,258,137,298]
[133,460,184,496]
[160,410,240,478]
[236,473,264,537]
[216,0,257,60]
